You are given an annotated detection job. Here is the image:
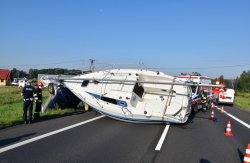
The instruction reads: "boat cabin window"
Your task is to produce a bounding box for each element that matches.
[81,80,89,87]
[101,96,117,105]
[133,82,144,98]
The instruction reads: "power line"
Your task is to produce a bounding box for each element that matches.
[2,60,250,71]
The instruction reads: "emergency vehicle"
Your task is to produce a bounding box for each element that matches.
[177,72,212,113]
[212,78,235,105]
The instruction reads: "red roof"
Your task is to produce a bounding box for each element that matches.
[0,70,11,80]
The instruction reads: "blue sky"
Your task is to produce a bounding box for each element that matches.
[1,0,249,78]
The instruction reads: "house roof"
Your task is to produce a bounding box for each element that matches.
[0,70,11,80]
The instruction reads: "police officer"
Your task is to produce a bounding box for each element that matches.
[34,82,43,120]
[21,80,36,124]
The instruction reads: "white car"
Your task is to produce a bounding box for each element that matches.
[218,88,235,105]
[18,80,26,87]
[11,80,19,86]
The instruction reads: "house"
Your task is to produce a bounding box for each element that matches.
[0,70,12,86]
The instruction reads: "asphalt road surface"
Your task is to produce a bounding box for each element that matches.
[0,105,249,163]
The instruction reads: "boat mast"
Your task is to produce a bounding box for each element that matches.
[89,59,95,72]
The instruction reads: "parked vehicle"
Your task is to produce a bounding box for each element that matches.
[18,79,26,87]
[218,88,235,105]
[177,72,213,113]
[212,78,235,105]
[11,78,19,86]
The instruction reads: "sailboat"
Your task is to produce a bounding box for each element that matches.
[62,69,192,124]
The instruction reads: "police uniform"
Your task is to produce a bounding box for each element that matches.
[34,86,42,119]
[22,82,36,124]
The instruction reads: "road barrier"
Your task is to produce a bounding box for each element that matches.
[221,106,225,113]
[210,109,215,121]
[243,144,250,163]
[224,121,233,136]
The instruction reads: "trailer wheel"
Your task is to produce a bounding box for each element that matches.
[48,83,55,95]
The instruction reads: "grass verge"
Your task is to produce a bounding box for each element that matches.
[0,87,82,128]
[234,92,250,111]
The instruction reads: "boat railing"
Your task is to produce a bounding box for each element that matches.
[162,77,176,120]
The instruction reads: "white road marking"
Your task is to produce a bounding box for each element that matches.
[155,125,170,151]
[215,106,250,129]
[0,115,105,154]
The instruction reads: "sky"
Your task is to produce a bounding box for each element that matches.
[0,0,250,79]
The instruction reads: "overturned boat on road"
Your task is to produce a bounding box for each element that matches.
[62,69,192,124]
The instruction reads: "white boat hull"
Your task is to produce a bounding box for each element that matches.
[64,69,192,124]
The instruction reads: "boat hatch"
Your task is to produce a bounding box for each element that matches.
[133,82,144,98]
[81,80,89,87]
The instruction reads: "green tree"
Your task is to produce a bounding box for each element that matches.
[11,68,27,78]
[28,69,38,79]
[219,75,224,84]
[11,68,18,78]
[236,70,250,92]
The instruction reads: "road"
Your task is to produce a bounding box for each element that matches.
[0,105,249,163]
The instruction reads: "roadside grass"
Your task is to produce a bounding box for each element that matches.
[235,92,250,111]
[0,87,23,105]
[0,102,23,127]
[0,87,82,128]
[0,87,23,127]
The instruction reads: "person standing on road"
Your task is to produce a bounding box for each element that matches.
[34,82,43,120]
[21,80,36,124]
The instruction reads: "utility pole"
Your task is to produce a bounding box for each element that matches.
[89,59,95,72]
